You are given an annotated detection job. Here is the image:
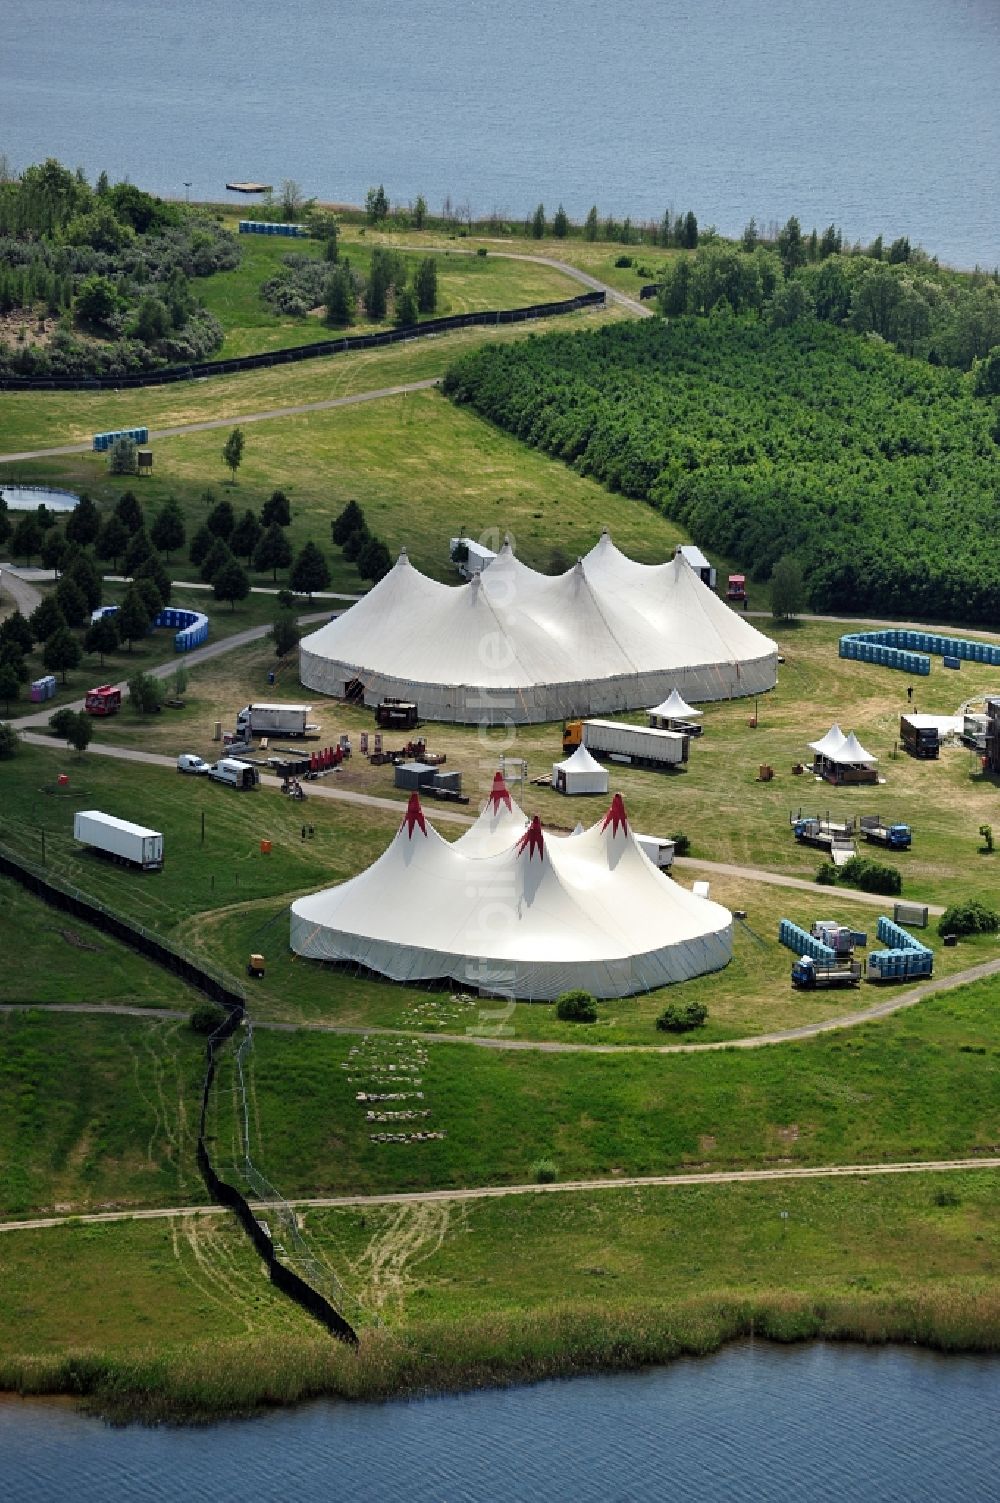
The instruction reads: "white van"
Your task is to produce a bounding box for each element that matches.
[177,753,210,774]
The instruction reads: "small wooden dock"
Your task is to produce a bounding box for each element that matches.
[226,181,271,193]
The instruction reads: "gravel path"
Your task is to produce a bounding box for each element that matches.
[1,1155,996,1235]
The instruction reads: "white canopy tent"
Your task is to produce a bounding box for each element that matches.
[290,787,733,1000]
[808,724,847,758]
[810,725,879,785]
[551,743,609,795]
[299,531,778,725]
[648,688,703,728]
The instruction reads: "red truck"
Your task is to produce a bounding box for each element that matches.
[84,684,122,716]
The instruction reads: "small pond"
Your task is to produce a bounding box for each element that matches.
[0,485,80,513]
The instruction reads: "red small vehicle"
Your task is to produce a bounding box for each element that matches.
[84,684,122,716]
[726,574,748,608]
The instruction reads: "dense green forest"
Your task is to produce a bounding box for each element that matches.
[0,159,237,377]
[443,318,1000,622]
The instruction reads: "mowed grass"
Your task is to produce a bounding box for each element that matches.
[0,879,202,1010]
[4,975,997,1219]
[0,1011,204,1217]
[198,229,583,359]
[2,384,681,582]
[307,1169,1000,1326]
[220,976,1000,1201]
[0,302,624,455]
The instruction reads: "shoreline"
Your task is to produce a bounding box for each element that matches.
[3,1286,997,1426]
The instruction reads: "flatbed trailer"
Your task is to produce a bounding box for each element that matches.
[791,957,862,989]
[791,816,856,864]
[859,815,912,849]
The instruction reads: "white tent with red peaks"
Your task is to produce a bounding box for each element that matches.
[289,778,732,999]
[298,531,778,724]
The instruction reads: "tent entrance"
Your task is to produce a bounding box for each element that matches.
[343,677,365,704]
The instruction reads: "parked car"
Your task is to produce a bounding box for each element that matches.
[177,753,210,774]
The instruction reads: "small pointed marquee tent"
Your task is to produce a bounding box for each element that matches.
[289,778,732,999]
[551,742,609,795]
[648,688,703,729]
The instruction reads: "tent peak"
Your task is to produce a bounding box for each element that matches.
[516,815,545,861]
[401,792,427,838]
[488,770,512,812]
[396,546,409,567]
[601,793,629,837]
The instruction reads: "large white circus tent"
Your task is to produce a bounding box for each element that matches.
[289,777,733,1000]
[298,531,778,724]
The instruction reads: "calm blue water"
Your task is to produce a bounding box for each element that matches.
[3,1,999,269]
[3,1343,999,1502]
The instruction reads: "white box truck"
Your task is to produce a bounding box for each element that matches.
[634,834,676,869]
[582,719,689,769]
[209,758,260,790]
[73,810,164,870]
[235,703,319,739]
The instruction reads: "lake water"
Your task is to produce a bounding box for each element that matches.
[3,1,999,269]
[3,1342,999,1502]
[0,485,79,512]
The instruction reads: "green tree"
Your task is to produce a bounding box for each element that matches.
[65,492,101,547]
[680,211,699,249]
[133,575,164,622]
[200,536,233,585]
[0,722,19,760]
[49,706,79,741]
[188,524,214,567]
[768,279,812,328]
[0,662,20,714]
[117,589,151,651]
[289,540,331,596]
[133,295,170,344]
[67,712,93,754]
[413,194,427,230]
[115,490,143,532]
[584,205,599,242]
[770,555,806,619]
[0,610,34,655]
[213,557,250,609]
[342,525,370,563]
[252,522,293,581]
[332,499,365,545]
[107,435,138,476]
[365,253,389,320]
[123,526,154,576]
[271,613,301,658]
[414,257,438,314]
[13,514,43,565]
[207,498,235,539]
[43,625,82,683]
[41,527,69,574]
[394,285,418,327]
[150,498,186,558]
[850,265,903,341]
[29,595,66,642]
[552,204,569,239]
[280,179,304,219]
[776,215,806,277]
[97,514,129,570]
[85,611,120,666]
[0,498,9,552]
[323,227,340,263]
[133,553,171,610]
[356,535,393,582]
[742,217,759,251]
[972,346,1000,397]
[325,264,356,327]
[656,999,708,1032]
[222,426,245,483]
[230,508,261,562]
[75,273,118,327]
[365,184,389,225]
[530,202,546,239]
[261,490,291,528]
[64,552,102,612]
[54,575,87,627]
[128,670,163,716]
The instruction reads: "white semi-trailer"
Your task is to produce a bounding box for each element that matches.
[235,703,320,739]
[73,810,164,870]
[581,719,689,769]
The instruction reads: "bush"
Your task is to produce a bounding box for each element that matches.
[532,1159,558,1184]
[669,832,691,857]
[555,990,598,1022]
[837,857,902,896]
[614,255,634,268]
[0,722,19,759]
[815,864,838,886]
[937,901,999,938]
[189,1002,227,1035]
[656,999,708,1033]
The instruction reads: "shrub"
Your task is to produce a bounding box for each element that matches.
[532,1159,558,1184]
[555,990,598,1022]
[815,864,838,886]
[837,857,902,895]
[614,255,634,267]
[937,901,999,938]
[656,999,708,1033]
[0,722,19,759]
[189,1003,227,1035]
[670,832,691,857]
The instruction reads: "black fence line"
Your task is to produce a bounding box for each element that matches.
[0,846,358,1346]
[0,291,606,393]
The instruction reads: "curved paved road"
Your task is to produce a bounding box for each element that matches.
[1,1155,996,1235]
